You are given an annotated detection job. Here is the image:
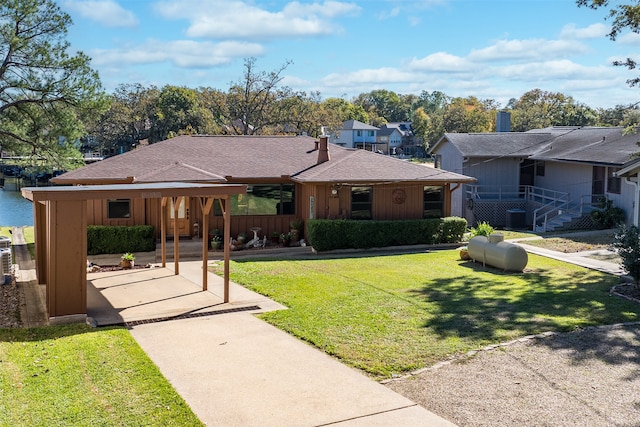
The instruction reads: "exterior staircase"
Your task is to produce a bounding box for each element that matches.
[534,211,594,232]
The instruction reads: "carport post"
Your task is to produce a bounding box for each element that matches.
[199,197,214,291]
[172,196,182,275]
[160,197,168,268]
[220,196,231,302]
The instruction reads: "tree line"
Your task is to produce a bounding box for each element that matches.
[87,78,640,158]
[2,0,640,171]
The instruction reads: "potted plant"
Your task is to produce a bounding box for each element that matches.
[289,218,303,242]
[210,235,222,251]
[271,231,280,244]
[208,229,221,248]
[280,232,292,247]
[120,252,135,269]
[458,246,470,260]
[236,232,247,244]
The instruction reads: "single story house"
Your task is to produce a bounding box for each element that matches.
[429,126,640,231]
[52,135,476,241]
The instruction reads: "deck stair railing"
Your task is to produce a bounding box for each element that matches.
[465,185,568,204]
[533,194,601,232]
[464,185,602,232]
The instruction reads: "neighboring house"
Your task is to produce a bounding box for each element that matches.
[375,127,403,155]
[53,135,476,240]
[381,122,423,157]
[429,126,640,231]
[330,120,379,150]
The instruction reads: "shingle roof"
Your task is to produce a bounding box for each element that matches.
[431,127,640,166]
[342,120,379,130]
[293,149,474,183]
[431,132,556,157]
[376,127,399,137]
[529,127,639,165]
[53,135,475,185]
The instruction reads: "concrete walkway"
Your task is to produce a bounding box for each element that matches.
[507,233,625,277]
[85,258,456,426]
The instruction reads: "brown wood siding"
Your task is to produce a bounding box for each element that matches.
[146,198,162,238]
[306,184,349,219]
[371,184,424,220]
[86,199,138,227]
[83,181,458,242]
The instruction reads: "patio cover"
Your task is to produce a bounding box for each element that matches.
[22,182,246,323]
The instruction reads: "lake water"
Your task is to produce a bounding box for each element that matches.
[0,189,33,226]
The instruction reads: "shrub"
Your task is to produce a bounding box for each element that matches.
[470,221,495,237]
[613,224,640,290]
[307,217,467,252]
[591,197,625,229]
[87,225,155,255]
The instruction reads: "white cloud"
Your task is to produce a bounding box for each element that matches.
[90,40,263,68]
[409,52,470,72]
[560,23,608,40]
[495,60,614,82]
[617,32,640,45]
[469,39,585,62]
[63,0,138,28]
[321,67,415,87]
[154,0,360,39]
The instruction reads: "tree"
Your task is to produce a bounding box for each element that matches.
[225,57,294,135]
[89,84,159,155]
[412,91,450,147]
[0,0,105,168]
[151,85,207,141]
[509,89,597,131]
[410,107,431,150]
[442,96,496,133]
[415,90,450,115]
[197,87,230,135]
[578,0,640,86]
[352,89,410,123]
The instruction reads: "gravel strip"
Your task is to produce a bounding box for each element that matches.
[0,280,22,328]
[386,325,640,427]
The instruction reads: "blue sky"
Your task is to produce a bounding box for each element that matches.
[59,0,640,108]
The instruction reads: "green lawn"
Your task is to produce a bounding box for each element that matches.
[216,250,638,378]
[0,325,203,426]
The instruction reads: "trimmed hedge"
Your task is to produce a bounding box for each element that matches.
[307,217,467,252]
[87,225,155,255]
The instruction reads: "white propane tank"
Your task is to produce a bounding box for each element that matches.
[467,234,528,272]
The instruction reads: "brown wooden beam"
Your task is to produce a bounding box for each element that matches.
[160,197,168,268]
[198,197,214,291]
[220,197,230,302]
[172,196,182,275]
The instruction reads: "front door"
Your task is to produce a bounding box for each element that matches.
[166,196,190,237]
[592,166,605,199]
[519,159,535,192]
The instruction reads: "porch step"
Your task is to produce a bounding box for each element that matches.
[536,211,594,233]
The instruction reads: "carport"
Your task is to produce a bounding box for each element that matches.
[21,182,246,323]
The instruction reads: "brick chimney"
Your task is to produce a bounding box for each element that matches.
[317,136,330,164]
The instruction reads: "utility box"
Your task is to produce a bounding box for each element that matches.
[506,208,526,230]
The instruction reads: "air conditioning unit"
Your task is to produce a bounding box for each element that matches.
[0,248,12,277]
